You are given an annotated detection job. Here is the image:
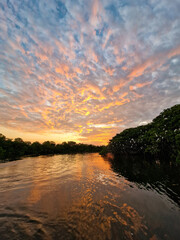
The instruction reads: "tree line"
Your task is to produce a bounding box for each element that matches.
[0,136,103,161]
[101,104,180,163]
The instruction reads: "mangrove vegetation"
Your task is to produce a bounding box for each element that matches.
[101,104,180,163]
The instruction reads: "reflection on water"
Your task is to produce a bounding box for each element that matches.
[0,153,180,240]
[108,156,180,206]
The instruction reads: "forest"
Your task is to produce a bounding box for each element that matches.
[0,136,103,161]
[101,104,180,163]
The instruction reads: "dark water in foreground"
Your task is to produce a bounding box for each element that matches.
[0,154,180,240]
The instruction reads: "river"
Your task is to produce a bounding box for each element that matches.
[0,153,180,240]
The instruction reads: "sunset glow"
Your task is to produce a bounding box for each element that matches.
[0,0,180,145]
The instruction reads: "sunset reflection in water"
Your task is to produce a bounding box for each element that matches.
[0,154,180,240]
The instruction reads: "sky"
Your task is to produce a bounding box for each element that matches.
[0,0,180,145]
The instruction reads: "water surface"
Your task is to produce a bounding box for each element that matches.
[0,153,179,240]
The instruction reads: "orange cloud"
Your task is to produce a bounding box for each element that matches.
[98,98,130,112]
[102,29,112,49]
[56,64,69,74]
[103,67,115,76]
[129,81,152,90]
[90,0,101,27]
[112,80,126,93]
[113,44,180,93]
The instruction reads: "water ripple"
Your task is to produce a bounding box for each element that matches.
[0,154,180,240]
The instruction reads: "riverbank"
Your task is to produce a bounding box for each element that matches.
[0,135,103,162]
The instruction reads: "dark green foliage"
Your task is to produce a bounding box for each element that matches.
[99,146,109,156]
[175,134,180,164]
[101,104,180,162]
[0,134,103,161]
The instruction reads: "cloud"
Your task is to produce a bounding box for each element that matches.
[0,0,180,144]
[129,81,152,91]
